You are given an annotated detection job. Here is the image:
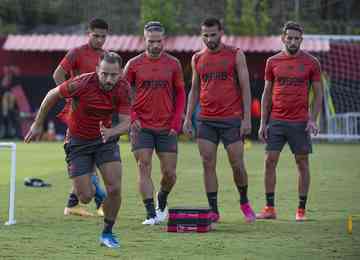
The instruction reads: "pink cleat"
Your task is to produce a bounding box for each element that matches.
[240,202,256,223]
[296,208,307,221]
[209,211,220,223]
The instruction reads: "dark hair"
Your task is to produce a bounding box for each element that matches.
[282,21,303,34]
[89,18,109,31]
[100,52,122,67]
[144,21,165,33]
[201,17,222,30]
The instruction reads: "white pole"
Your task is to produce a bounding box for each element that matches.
[0,142,16,225]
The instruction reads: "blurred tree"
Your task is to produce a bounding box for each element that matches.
[139,0,180,35]
[226,0,270,35]
[0,0,359,35]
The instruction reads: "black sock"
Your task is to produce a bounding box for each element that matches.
[103,218,115,234]
[298,195,307,209]
[237,185,249,205]
[157,190,169,211]
[67,193,79,208]
[266,192,275,207]
[206,192,219,213]
[143,198,156,219]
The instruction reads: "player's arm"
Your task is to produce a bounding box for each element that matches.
[306,80,323,135]
[99,114,130,143]
[123,60,140,131]
[53,65,68,85]
[24,86,63,143]
[236,50,252,137]
[183,55,200,135]
[53,48,78,85]
[170,60,186,135]
[259,80,273,142]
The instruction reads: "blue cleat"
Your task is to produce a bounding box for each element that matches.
[100,232,120,248]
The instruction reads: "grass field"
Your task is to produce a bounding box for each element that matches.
[0,141,359,259]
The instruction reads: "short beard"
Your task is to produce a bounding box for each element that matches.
[100,83,113,92]
[286,46,299,55]
[206,41,220,51]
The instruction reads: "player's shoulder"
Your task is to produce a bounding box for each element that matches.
[117,77,130,88]
[223,44,239,54]
[162,52,181,66]
[126,52,145,67]
[73,72,96,85]
[268,51,284,61]
[300,50,320,65]
[265,51,285,66]
[192,49,207,63]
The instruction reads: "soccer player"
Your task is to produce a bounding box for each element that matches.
[53,18,108,217]
[124,21,186,225]
[25,52,130,248]
[183,18,256,223]
[256,21,323,221]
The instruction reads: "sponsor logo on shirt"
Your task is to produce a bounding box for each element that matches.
[142,80,169,88]
[276,76,305,86]
[202,72,228,82]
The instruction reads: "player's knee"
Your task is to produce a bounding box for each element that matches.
[265,156,278,170]
[77,190,93,204]
[106,183,121,198]
[138,159,152,173]
[295,157,309,172]
[201,153,216,168]
[163,170,177,185]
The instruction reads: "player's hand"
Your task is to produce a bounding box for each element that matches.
[99,121,113,143]
[258,123,268,143]
[182,118,193,137]
[240,118,251,138]
[306,119,319,136]
[130,119,141,141]
[24,121,43,143]
[169,129,177,136]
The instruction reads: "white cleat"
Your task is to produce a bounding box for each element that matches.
[142,217,159,225]
[156,207,168,223]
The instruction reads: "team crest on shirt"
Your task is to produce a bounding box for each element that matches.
[287,65,294,71]
[298,64,305,72]
[221,60,229,67]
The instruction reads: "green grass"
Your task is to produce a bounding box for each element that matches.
[0,141,359,259]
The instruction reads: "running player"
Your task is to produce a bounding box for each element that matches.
[25,52,130,248]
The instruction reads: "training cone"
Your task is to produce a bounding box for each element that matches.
[348,215,352,234]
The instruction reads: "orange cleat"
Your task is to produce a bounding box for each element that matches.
[64,206,94,217]
[256,206,277,219]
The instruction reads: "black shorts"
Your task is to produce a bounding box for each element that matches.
[266,119,312,154]
[197,119,243,148]
[131,128,177,153]
[64,136,121,178]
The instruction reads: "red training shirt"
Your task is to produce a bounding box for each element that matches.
[58,72,130,140]
[194,44,243,120]
[265,50,321,122]
[125,52,186,132]
[57,44,105,124]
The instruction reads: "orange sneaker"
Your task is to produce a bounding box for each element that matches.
[296,208,307,221]
[256,206,277,219]
[96,204,104,217]
[64,206,94,217]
